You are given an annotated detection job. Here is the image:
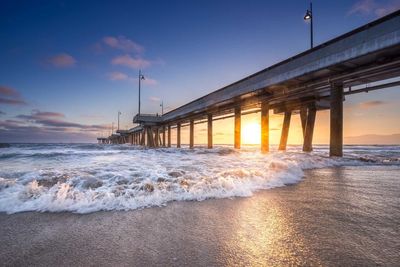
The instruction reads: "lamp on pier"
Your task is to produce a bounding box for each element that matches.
[304,1,314,49]
[138,70,145,116]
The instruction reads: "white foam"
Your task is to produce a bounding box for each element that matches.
[0,145,398,214]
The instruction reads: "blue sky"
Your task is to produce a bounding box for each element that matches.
[1,0,400,143]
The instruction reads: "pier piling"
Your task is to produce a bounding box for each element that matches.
[279,111,291,151]
[167,125,171,147]
[177,123,181,148]
[303,106,316,152]
[234,107,241,149]
[330,83,344,157]
[261,102,269,153]
[190,119,194,149]
[208,114,213,149]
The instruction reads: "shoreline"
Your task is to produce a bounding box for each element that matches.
[1,166,399,266]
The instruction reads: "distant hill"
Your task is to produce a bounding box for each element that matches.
[344,134,400,145]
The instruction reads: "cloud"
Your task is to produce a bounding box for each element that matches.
[0,98,27,105]
[103,36,144,53]
[0,111,5,116]
[17,110,65,121]
[48,53,76,68]
[149,96,161,102]
[108,71,129,81]
[0,86,21,98]
[0,86,27,105]
[14,110,109,132]
[142,77,158,86]
[348,0,400,17]
[359,100,387,108]
[111,54,151,69]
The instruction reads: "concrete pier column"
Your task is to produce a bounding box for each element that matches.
[261,101,269,153]
[303,106,316,152]
[167,125,171,147]
[177,123,181,148]
[330,83,344,157]
[141,129,146,146]
[162,126,166,147]
[147,127,155,148]
[234,107,241,149]
[189,119,194,149]
[154,128,159,147]
[278,111,292,151]
[300,107,307,138]
[207,114,213,149]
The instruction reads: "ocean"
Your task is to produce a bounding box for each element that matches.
[0,143,399,214]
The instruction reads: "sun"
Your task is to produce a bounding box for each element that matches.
[242,122,261,145]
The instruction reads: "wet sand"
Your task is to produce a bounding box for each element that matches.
[1,166,399,266]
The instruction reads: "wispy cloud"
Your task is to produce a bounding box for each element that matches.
[106,71,158,85]
[16,110,65,121]
[0,86,27,105]
[0,111,5,116]
[348,0,400,17]
[142,77,158,86]
[149,96,161,102]
[48,53,76,68]
[103,36,144,53]
[111,54,151,69]
[14,110,109,131]
[359,100,388,108]
[107,71,129,81]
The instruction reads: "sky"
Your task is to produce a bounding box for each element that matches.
[1,0,400,144]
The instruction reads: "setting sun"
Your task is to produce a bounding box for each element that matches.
[242,122,261,145]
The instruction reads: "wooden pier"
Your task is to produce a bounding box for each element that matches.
[99,11,400,156]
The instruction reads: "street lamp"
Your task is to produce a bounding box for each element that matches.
[304,1,313,49]
[117,111,121,130]
[160,101,164,116]
[138,70,145,116]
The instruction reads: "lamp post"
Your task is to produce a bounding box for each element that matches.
[138,70,145,116]
[160,101,164,116]
[304,1,313,49]
[117,111,121,130]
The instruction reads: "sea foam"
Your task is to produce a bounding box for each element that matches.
[0,144,398,214]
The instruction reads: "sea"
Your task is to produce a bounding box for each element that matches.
[0,143,399,214]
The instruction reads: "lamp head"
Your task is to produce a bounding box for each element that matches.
[304,10,312,20]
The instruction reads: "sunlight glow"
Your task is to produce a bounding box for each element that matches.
[242,122,261,145]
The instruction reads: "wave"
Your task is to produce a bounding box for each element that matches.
[0,145,399,214]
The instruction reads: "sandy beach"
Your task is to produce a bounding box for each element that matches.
[1,166,399,266]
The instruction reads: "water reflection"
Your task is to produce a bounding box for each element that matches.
[220,195,323,266]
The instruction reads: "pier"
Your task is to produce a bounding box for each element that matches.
[100,11,400,157]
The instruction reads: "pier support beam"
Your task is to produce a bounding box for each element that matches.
[303,106,316,152]
[147,127,155,148]
[141,129,146,146]
[167,125,171,147]
[189,119,194,149]
[207,114,213,149]
[234,107,241,149]
[279,111,291,151]
[154,128,159,147]
[162,126,166,147]
[300,107,307,138]
[261,101,269,153]
[177,123,181,148]
[330,83,344,157]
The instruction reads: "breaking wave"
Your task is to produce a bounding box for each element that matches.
[0,144,399,214]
